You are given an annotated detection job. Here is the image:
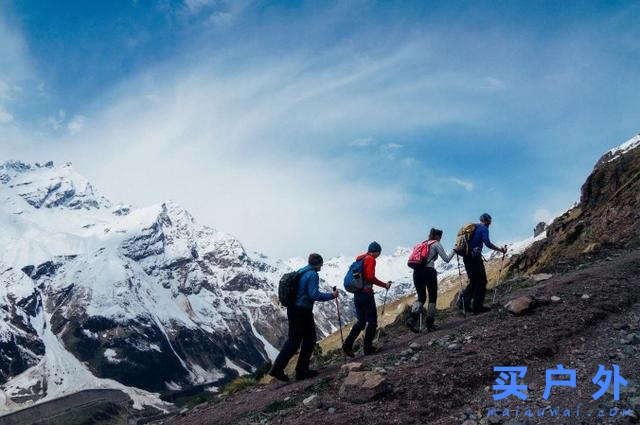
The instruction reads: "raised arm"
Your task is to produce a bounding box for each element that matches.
[306,272,335,302]
[434,242,455,263]
[481,227,505,253]
[363,256,388,288]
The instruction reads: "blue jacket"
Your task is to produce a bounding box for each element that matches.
[470,223,498,257]
[295,265,334,310]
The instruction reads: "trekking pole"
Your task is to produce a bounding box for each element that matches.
[333,287,346,362]
[381,285,389,318]
[456,255,466,317]
[375,284,390,343]
[491,246,507,305]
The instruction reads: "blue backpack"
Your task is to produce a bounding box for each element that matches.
[343,258,365,293]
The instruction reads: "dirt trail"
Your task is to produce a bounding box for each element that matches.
[166,249,640,425]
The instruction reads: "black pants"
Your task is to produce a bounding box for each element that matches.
[413,267,438,307]
[343,292,377,354]
[462,255,488,311]
[408,268,437,327]
[272,307,317,374]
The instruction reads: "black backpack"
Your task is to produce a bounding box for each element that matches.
[278,271,302,307]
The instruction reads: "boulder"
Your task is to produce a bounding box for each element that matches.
[340,362,365,374]
[409,342,422,351]
[504,296,533,315]
[550,295,562,303]
[303,394,321,409]
[531,273,552,282]
[534,222,547,237]
[339,371,388,403]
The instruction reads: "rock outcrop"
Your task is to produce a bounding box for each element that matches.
[509,134,640,274]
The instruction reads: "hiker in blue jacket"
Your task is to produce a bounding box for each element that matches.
[270,253,338,382]
[457,213,507,313]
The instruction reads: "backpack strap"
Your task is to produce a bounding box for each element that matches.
[425,240,438,265]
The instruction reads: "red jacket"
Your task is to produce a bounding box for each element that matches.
[356,253,387,293]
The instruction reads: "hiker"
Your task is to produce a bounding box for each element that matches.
[269,253,338,382]
[406,228,455,332]
[457,213,507,313]
[342,241,392,357]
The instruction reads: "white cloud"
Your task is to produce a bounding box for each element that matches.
[207,11,233,26]
[533,208,554,224]
[379,143,403,159]
[401,158,417,168]
[67,115,86,135]
[450,177,474,192]
[46,109,66,130]
[349,137,374,147]
[484,77,506,90]
[0,104,13,123]
[0,79,9,99]
[184,0,216,13]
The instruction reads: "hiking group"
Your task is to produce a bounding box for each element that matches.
[269,213,507,383]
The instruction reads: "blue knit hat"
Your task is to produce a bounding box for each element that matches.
[367,241,382,253]
[480,213,492,222]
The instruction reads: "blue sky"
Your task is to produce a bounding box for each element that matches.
[1,0,639,258]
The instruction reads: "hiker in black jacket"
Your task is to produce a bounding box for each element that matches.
[269,253,338,382]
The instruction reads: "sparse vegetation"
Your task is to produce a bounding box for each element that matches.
[222,376,257,395]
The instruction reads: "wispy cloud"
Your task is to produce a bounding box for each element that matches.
[4,0,640,257]
[450,177,474,192]
[349,137,374,147]
[0,104,13,123]
[67,115,86,135]
[45,110,66,131]
[379,143,403,159]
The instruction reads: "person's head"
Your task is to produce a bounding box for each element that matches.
[308,253,323,271]
[367,241,382,258]
[428,228,443,241]
[480,213,492,226]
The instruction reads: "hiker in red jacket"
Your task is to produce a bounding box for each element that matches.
[342,241,392,357]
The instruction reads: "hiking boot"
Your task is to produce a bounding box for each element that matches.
[426,317,437,332]
[363,346,382,356]
[295,369,319,381]
[405,317,419,333]
[269,369,290,382]
[342,345,355,358]
[406,322,420,334]
[473,305,492,314]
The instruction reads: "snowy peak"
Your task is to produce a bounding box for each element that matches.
[599,133,640,165]
[0,160,110,210]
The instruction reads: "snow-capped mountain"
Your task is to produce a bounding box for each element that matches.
[0,160,349,414]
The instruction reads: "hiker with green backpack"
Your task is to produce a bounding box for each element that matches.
[269,253,338,382]
[454,213,507,314]
[342,241,392,357]
[405,228,455,332]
